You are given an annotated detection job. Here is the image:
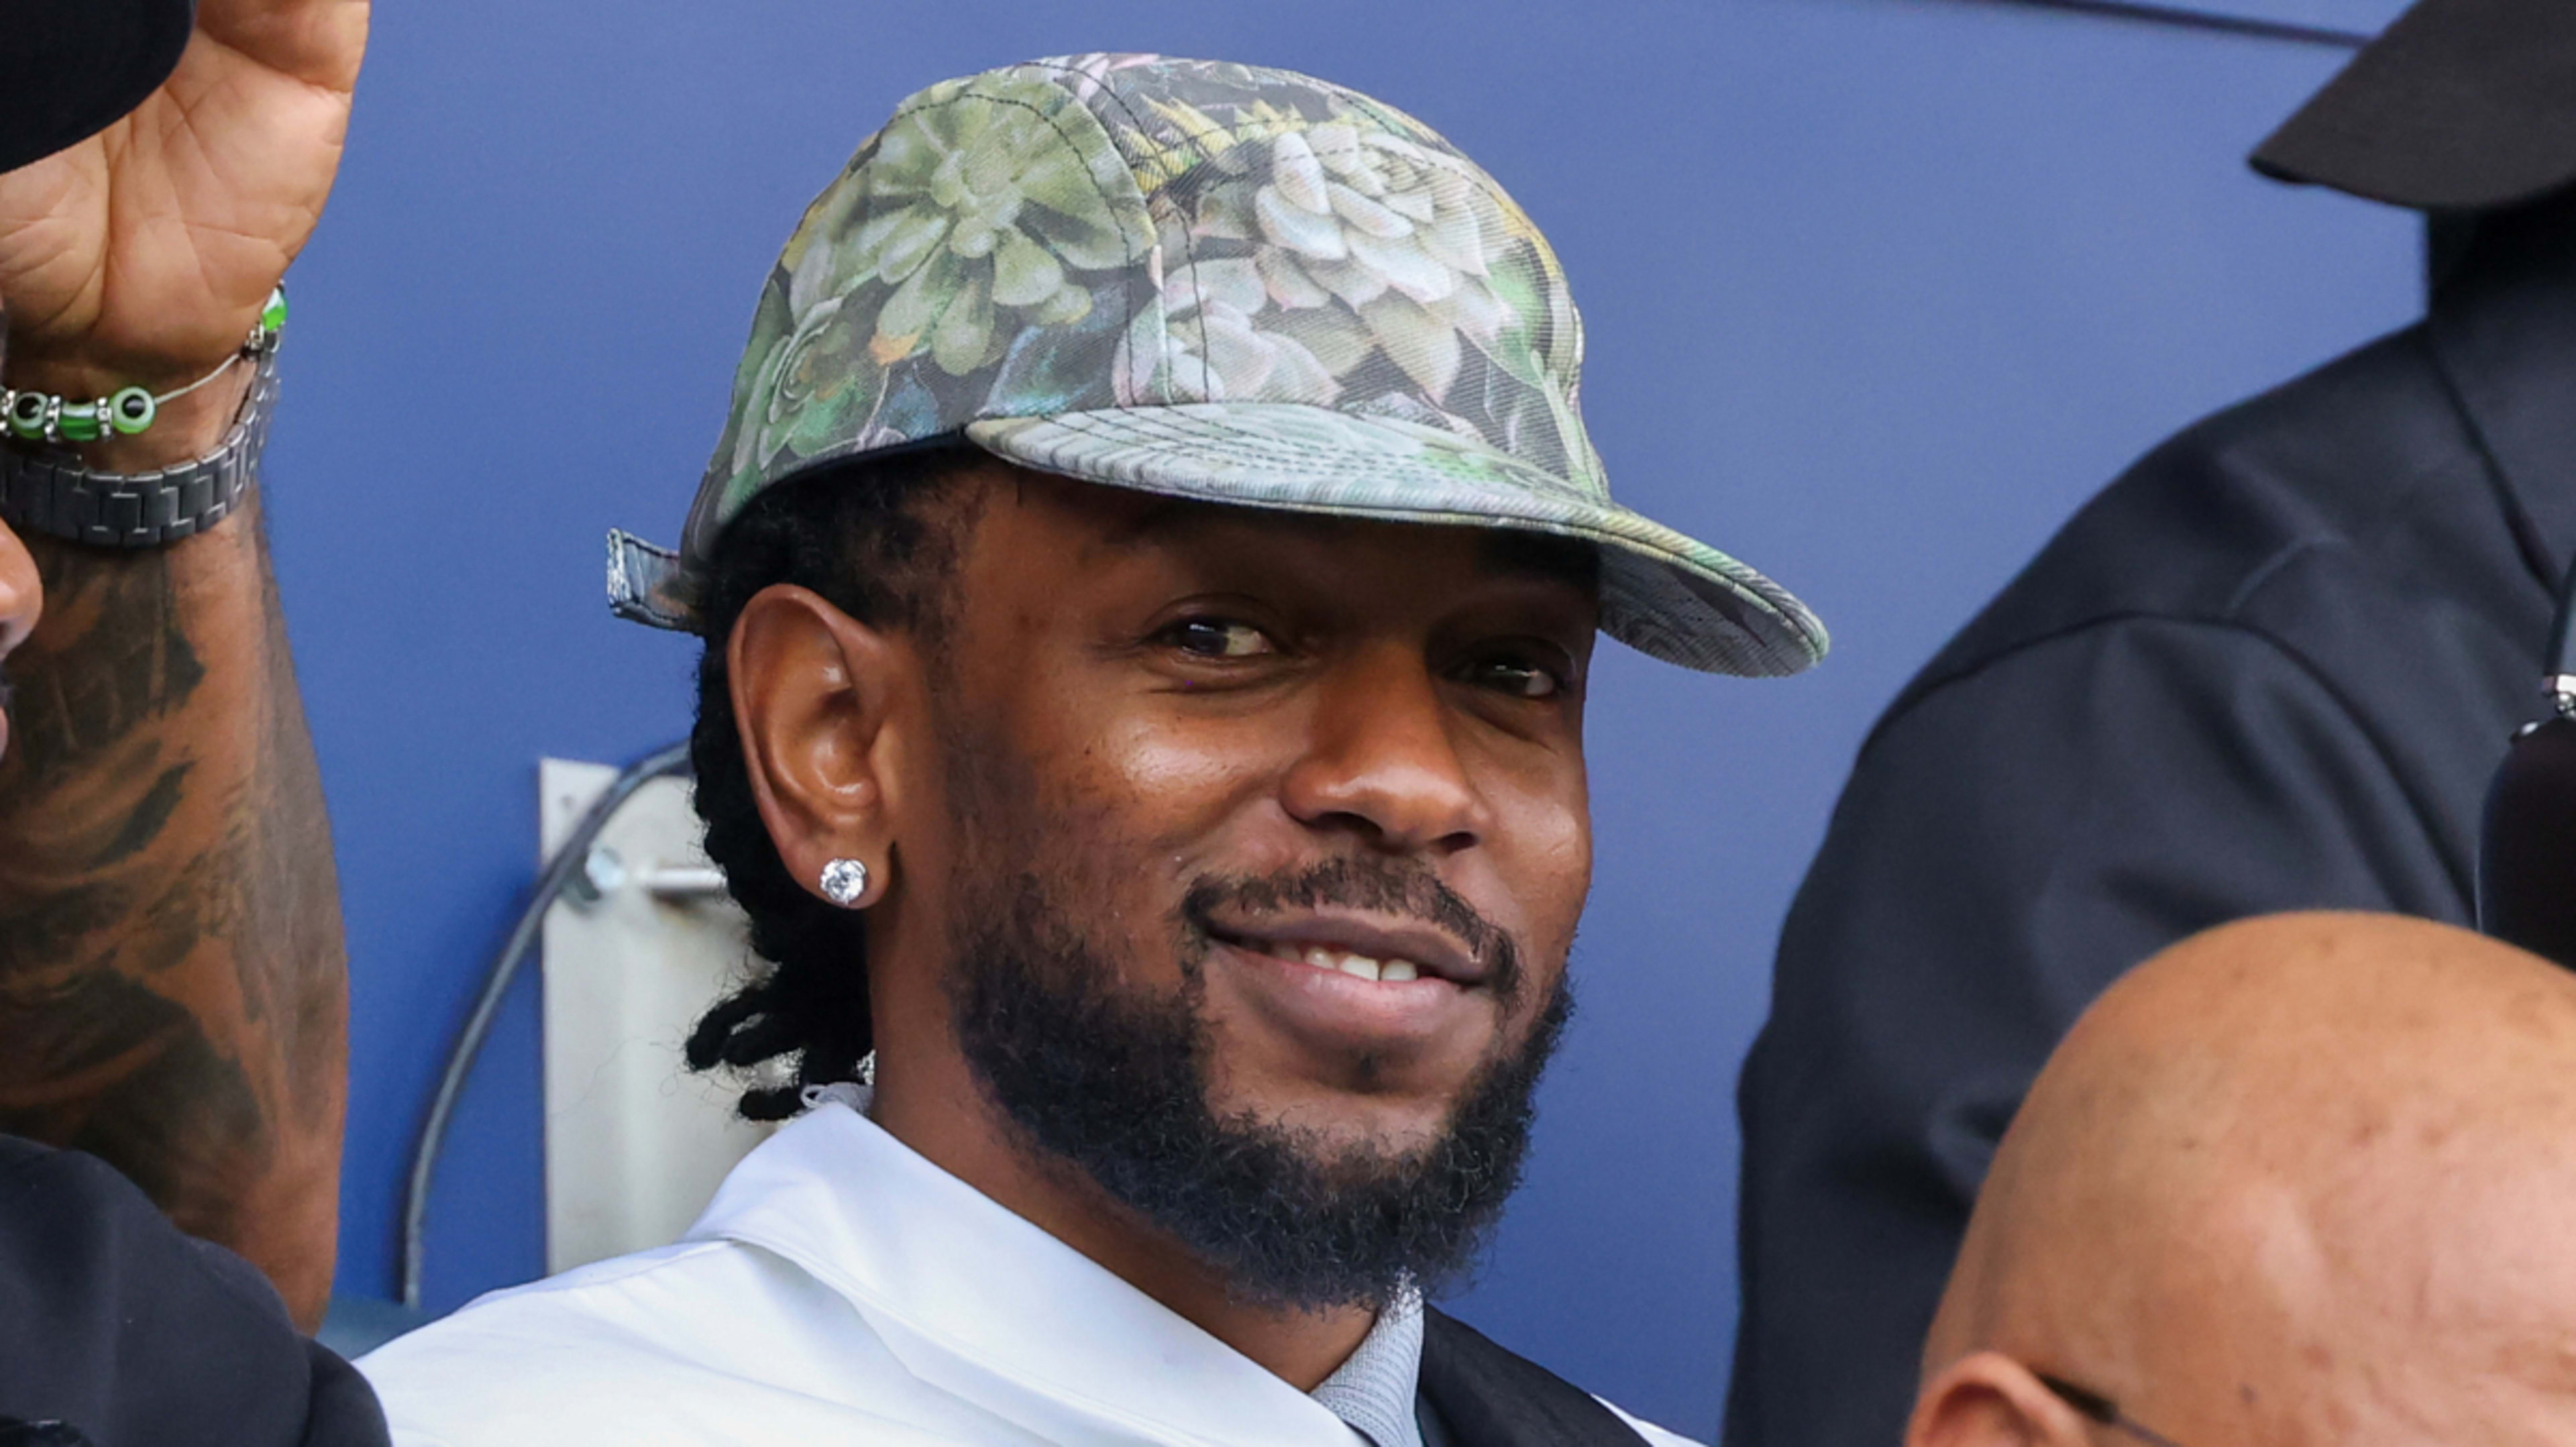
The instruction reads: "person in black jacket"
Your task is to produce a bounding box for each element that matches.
[1727,3,2576,1444]
[0,0,386,1442]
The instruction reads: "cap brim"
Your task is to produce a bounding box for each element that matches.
[1,0,194,173]
[2249,0,2576,210]
[965,403,1826,678]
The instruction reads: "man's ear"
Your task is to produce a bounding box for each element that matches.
[729,583,920,909]
[1906,1351,2098,1447]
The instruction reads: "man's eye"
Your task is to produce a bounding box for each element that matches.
[1469,657,1566,699]
[1159,619,1277,659]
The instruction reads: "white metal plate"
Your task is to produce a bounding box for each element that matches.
[538,757,772,1276]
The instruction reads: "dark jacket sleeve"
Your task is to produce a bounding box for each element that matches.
[1723,614,2468,1447]
[0,1137,389,1447]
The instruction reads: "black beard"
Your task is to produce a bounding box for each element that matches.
[947,855,1572,1313]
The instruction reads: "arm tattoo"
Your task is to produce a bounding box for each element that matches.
[0,496,347,1324]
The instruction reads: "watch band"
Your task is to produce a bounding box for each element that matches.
[0,346,279,549]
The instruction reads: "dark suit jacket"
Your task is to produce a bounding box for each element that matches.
[1724,190,2576,1447]
[1421,1309,1650,1445]
[0,1138,386,1447]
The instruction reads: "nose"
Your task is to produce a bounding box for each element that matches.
[1280,642,1491,855]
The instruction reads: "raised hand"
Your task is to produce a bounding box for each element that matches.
[0,0,366,466]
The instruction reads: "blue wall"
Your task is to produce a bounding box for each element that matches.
[281,0,2418,1434]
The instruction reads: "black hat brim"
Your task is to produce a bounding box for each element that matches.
[2251,0,2576,211]
[1,0,197,174]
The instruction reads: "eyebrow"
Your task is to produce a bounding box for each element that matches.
[1099,497,1207,551]
[1479,528,1601,593]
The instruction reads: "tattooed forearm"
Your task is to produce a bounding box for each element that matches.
[0,494,347,1328]
[3,536,206,784]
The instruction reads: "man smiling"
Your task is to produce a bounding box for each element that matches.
[360,54,1823,1446]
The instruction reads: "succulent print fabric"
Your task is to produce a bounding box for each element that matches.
[1097,57,1596,492]
[698,62,1160,539]
[693,54,1596,534]
[669,54,1825,677]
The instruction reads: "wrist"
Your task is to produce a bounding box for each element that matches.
[2,287,286,472]
[0,363,259,472]
[0,347,279,549]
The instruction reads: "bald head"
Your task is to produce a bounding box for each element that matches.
[1911,912,2576,1447]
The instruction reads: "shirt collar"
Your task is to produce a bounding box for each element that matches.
[1312,1287,1425,1447]
[686,1097,1387,1447]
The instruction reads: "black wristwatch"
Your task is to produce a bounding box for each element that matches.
[0,346,278,549]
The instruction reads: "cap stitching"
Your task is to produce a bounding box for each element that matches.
[867,79,1148,407]
[1044,399,1560,495]
[1009,59,1200,406]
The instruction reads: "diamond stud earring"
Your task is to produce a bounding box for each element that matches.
[818,858,870,908]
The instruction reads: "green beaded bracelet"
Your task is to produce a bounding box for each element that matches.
[0,285,282,448]
[109,386,156,435]
[5,391,47,442]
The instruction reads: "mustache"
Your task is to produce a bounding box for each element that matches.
[1179,857,1525,1002]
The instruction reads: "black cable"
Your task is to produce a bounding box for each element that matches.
[399,740,695,1311]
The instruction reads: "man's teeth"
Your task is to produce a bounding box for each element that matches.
[1254,941,1422,983]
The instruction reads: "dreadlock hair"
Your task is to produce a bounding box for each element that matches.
[682,443,980,1120]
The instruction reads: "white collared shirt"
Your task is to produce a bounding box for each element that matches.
[360,1101,1697,1447]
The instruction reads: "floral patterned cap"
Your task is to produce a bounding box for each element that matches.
[607,54,1826,676]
